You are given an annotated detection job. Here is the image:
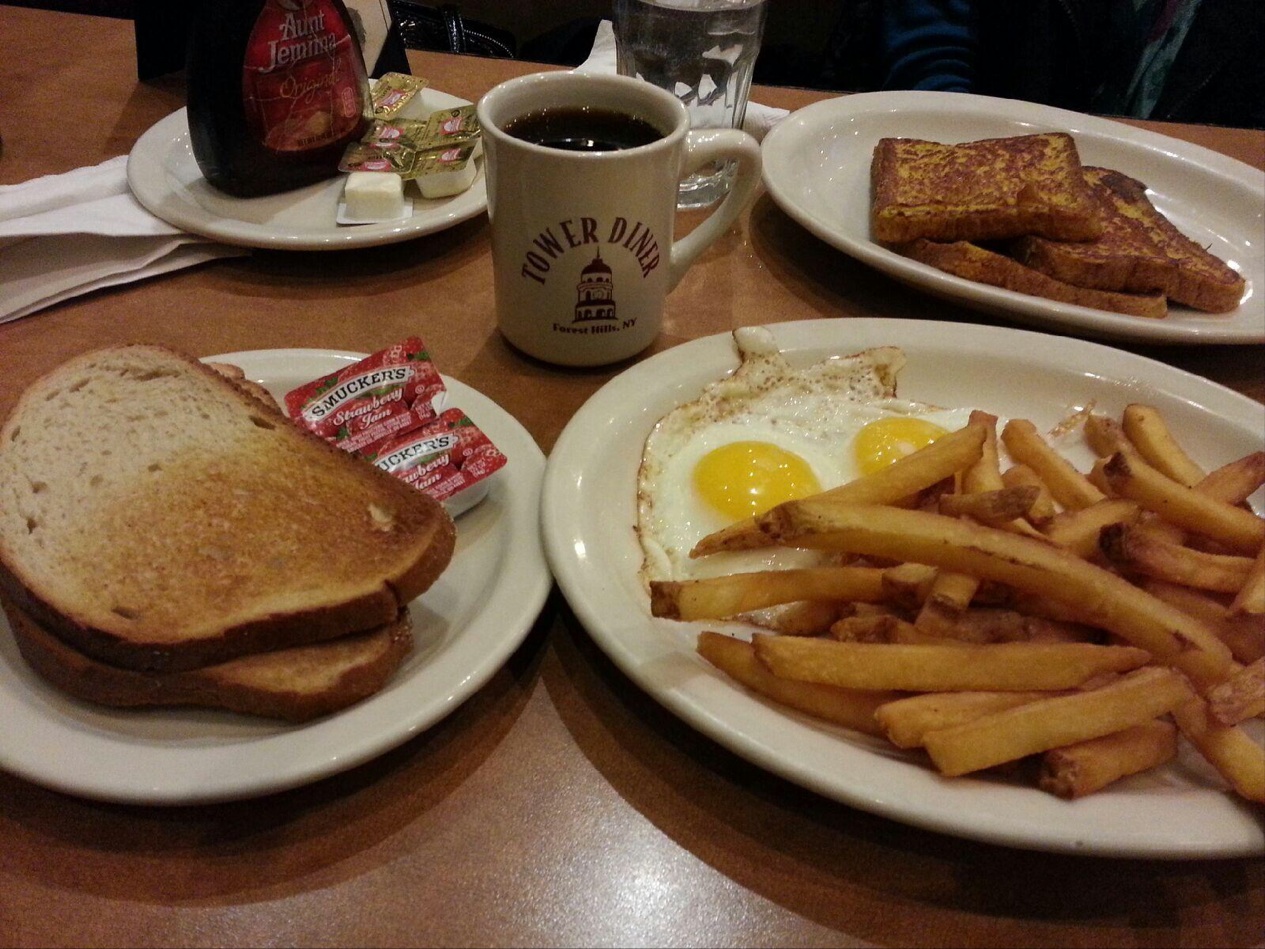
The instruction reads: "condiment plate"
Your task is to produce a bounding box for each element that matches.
[127,89,486,250]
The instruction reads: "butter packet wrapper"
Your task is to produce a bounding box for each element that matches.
[410,143,478,197]
[372,72,428,119]
[420,105,482,146]
[338,141,420,176]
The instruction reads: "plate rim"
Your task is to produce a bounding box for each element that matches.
[126,92,488,251]
[760,89,1265,345]
[541,317,1265,859]
[0,349,549,805]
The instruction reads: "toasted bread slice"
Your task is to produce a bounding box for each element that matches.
[898,238,1168,318]
[871,133,1103,244]
[1014,168,1245,313]
[0,345,455,673]
[4,598,413,722]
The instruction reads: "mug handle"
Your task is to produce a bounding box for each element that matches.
[667,128,763,290]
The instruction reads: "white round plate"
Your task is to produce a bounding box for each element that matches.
[542,319,1265,859]
[127,88,487,250]
[761,90,1265,345]
[0,350,549,805]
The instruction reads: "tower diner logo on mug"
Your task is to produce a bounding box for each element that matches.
[477,71,761,367]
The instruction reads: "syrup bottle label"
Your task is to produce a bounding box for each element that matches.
[242,0,367,154]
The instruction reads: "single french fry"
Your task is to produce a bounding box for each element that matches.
[696,631,895,735]
[1122,403,1206,487]
[922,666,1190,777]
[938,485,1039,524]
[1142,578,1265,664]
[689,421,988,557]
[1038,719,1178,799]
[1001,464,1057,526]
[1001,418,1106,511]
[757,500,1235,687]
[961,410,1003,493]
[749,600,844,636]
[920,569,980,615]
[1042,499,1142,559]
[1098,522,1256,593]
[1229,545,1265,616]
[880,562,937,610]
[1171,689,1265,803]
[752,636,1151,692]
[1083,413,1130,458]
[830,612,923,643]
[649,566,886,621]
[1195,452,1265,506]
[875,690,1060,749]
[1206,657,1265,725]
[1100,452,1265,555]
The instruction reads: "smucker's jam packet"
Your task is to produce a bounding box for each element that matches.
[284,338,505,516]
[362,408,507,517]
[284,337,445,439]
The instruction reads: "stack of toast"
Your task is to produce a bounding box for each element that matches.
[0,345,456,722]
[870,132,1245,318]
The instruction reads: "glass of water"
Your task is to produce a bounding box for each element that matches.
[613,0,767,209]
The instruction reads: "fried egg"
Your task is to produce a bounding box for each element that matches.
[636,327,980,585]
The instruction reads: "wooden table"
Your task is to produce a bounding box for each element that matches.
[1,8,1262,948]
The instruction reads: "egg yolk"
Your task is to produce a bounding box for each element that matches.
[854,417,949,475]
[693,440,822,520]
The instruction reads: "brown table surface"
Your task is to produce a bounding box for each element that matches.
[1,8,1262,948]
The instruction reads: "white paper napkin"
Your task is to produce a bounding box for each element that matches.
[578,20,789,142]
[0,155,247,324]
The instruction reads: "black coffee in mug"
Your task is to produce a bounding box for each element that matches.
[502,106,664,152]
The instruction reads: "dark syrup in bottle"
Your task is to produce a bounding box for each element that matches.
[187,0,372,198]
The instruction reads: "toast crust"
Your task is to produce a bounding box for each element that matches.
[0,345,455,672]
[871,133,1103,244]
[4,598,414,722]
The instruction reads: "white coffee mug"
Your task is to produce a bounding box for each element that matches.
[477,70,762,367]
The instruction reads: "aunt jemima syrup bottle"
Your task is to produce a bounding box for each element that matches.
[187,0,372,197]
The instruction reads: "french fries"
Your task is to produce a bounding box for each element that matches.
[921,666,1190,777]
[669,397,1263,803]
[650,566,885,621]
[753,636,1151,692]
[1122,403,1205,487]
[1039,720,1178,799]
[696,631,896,734]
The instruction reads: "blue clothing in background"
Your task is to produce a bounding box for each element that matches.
[880,0,974,92]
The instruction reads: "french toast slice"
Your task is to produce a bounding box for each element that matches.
[1014,167,1245,313]
[0,345,455,673]
[898,238,1168,318]
[871,132,1103,244]
[4,598,413,722]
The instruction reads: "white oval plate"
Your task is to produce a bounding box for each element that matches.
[761,90,1265,345]
[127,88,487,250]
[542,319,1265,859]
[0,351,548,804]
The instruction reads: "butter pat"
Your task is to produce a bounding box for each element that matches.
[336,171,412,225]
